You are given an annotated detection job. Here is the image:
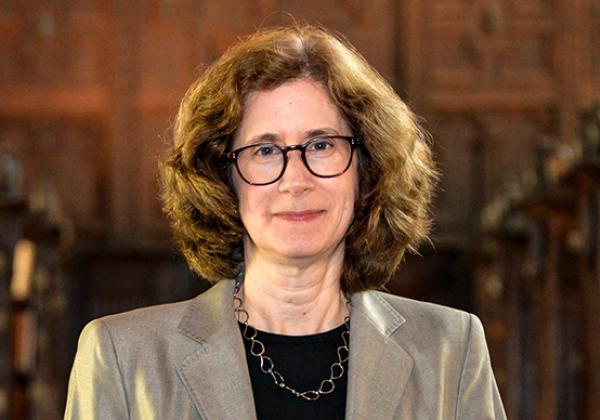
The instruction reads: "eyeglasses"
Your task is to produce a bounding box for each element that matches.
[226,135,360,186]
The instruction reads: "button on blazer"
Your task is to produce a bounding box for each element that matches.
[64,280,507,419]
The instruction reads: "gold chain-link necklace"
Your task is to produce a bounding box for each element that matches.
[233,281,351,401]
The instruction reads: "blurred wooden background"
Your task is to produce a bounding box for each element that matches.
[0,1,598,419]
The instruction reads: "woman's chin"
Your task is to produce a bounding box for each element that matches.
[262,239,345,264]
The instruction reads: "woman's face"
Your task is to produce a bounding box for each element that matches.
[231,78,359,265]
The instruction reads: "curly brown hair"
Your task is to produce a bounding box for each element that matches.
[160,24,438,293]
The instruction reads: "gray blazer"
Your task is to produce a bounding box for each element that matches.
[64,280,506,419]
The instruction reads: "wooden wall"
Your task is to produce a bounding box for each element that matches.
[0,1,598,419]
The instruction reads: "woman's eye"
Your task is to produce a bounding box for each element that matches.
[254,145,276,156]
[310,139,334,151]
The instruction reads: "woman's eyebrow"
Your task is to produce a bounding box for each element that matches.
[243,128,343,146]
[245,133,280,145]
[304,128,342,138]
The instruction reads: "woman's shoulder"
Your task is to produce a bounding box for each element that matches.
[373,290,470,318]
[97,298,193,330]
[79,280,233,346]
[76,298,198,354]
[359,290,481,343]
[73,297,206,378]
[356,290,490,368]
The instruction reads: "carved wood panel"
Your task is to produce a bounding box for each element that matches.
[0,2,110,87]
[138,114,172,238]
[479,109,560,192]
[430,115,479,242]
[278,0,397,83]
[576,0,600,102]
[430,108,560,243]
[0,120,108,232]
[423,0,560,94]
[592,0,600,77]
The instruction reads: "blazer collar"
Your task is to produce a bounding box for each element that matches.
[177,280,258,420]
[176,280,414,420]
[345,291,414,419]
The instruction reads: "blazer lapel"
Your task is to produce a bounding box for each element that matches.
[345,291,414,419]
[176,280,257,420]
[173,281,413,419]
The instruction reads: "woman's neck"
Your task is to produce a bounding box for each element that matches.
[240,248,349,335]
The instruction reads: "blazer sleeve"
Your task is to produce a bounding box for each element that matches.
[64,319,130,419]
[455,314,507,420]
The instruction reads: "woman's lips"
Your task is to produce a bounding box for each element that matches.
[274,210,325,222]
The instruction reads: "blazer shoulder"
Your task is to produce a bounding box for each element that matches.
[81,298,199,353]
[73,297,206,381]
[100,298,193,330]
[370,290,476,343]
[375,290,470,320]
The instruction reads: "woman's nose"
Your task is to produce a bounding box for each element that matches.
[277,151,315,195]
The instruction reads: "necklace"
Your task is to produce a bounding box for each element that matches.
[233,281,351,401]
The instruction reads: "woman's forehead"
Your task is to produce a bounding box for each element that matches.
[234,79,349,146]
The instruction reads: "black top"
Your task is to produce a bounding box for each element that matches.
[239,322,348,420]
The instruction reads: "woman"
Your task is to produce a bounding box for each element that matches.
[64,25,506,419]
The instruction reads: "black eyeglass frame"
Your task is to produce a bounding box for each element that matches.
[226,135,360,186]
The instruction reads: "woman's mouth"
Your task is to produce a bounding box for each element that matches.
[274,210,325,222]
